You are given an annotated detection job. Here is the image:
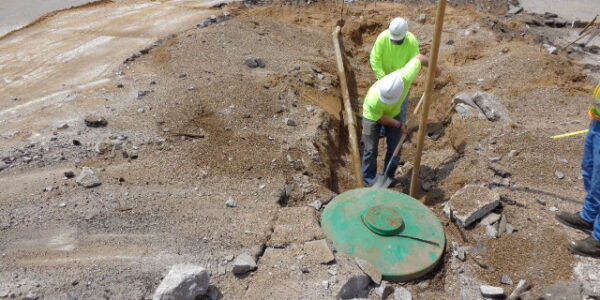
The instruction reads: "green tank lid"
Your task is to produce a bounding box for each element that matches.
[321,188,446,282]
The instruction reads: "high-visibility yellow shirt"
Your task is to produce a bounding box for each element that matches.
[363,57,422,122]
[370,30,420,80]
[588,83,600,120]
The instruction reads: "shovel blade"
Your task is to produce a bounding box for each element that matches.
[371,174,393,189]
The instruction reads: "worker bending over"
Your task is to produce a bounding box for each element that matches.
[370,17,440,123]
[362,54,437,187]
[556,82,600,258]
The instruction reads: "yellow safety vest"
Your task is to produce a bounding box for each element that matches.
[588,83,600,120]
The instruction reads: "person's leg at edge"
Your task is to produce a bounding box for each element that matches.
[383,113,403,178]
[568,123,600,257]
[581,128,599,227]
[361,118,381,186]
[556,128,596,233]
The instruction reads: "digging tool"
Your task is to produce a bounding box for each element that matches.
[371,121,417,189]
[371,133,408,189]
[409,0,447,198]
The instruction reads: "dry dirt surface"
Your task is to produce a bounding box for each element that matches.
[1,0,600,299]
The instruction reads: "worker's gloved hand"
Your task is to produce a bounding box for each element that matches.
[400,123,417,137]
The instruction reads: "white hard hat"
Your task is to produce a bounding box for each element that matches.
[378,75,404,105]
[389,17,408,41]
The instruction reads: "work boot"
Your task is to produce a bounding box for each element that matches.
[555,211,594,234]
[568,237,600,258]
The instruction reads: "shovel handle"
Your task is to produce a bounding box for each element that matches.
[382,133,408,177]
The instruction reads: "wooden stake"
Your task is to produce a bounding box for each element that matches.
[332,26,364,188]
[409,0,447,198]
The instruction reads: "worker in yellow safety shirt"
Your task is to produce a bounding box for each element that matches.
[555,82,600,258]
[370,17,441,124]
[361,54,438,186]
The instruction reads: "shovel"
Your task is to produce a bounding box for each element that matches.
[371,133,409,189]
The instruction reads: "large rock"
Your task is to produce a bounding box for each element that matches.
[232,253,257,275]
[153,264,209,300]
[453,93,486,119]
[75,167,101,188]
[393,287,412,300]
[472,92,511,122]
[336,274,371,300]
[454,103,486,119]
[480,285,504,298]
[355,257,382,284]
[445,184,500,227]
[452,92,510,122]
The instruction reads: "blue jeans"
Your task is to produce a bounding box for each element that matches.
[361,114,403,186]
[581,120,600,241]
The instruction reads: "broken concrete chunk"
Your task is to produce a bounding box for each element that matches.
[472,92,511,122]
[75,167,101,188]
[452,92,479,108]
[447,184,501,227]
[244,57,266,69]
[307,200,322,210]
[232,253,257,275]
[486,224,498,238]
[488,164,511,178]
[480,285,504,298]
[303,239,335,264]
[225,197,237,208]
[454,103,486,119]
[501,274,513,285]
[498,215,508,235]
[284,118,297,127]
[393,287,412,300]
[84,115,108,128]
[509,280,531,300]
[355,257,382,284]
[336,274,371,300]
[544,44,558,55]
[452,91,511,122]
[152,264,209,300]
[505,223,516,234]
[480,213,501,226]
[374,281,393,299]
